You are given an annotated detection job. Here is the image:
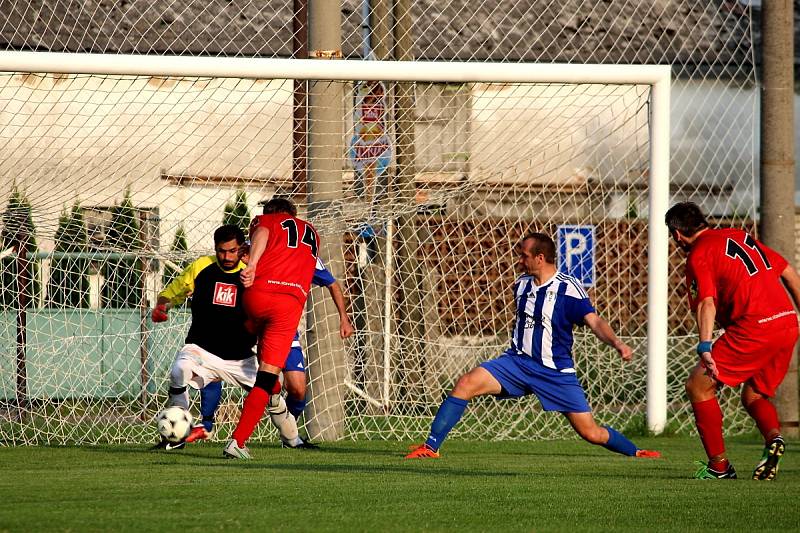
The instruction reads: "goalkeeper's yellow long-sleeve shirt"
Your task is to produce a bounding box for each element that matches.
[159,256,255,360]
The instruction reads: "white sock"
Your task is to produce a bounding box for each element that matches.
[268,394,300,445]
[167,359,192,410]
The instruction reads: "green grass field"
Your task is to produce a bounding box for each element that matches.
[1,436,798,533]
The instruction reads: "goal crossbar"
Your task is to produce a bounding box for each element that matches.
[0,52,670,434]
[0,52,670,85]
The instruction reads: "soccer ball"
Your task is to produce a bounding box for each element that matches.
[156,406,193,443]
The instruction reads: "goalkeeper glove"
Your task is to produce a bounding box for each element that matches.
[152,303,169,323]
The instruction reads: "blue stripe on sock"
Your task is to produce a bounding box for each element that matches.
[602,425,638,456]
[286,396,307,419]
[425,396,469,451]
[200,381,223,432]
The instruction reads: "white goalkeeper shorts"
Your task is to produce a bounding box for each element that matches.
[175,343,257,390]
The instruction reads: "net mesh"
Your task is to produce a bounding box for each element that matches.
[0,0,759,445]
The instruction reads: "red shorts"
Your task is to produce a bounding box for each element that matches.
[243,290,305,368]
[711,323,798,397]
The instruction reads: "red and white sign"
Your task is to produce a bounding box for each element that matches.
[213,282,238,307]
[349,81,391,169]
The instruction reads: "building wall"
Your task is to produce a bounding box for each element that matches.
[0,74,760,274]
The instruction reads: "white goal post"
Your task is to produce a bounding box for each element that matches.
[0,52,670,438]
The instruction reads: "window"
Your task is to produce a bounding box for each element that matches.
[415,83,471,174]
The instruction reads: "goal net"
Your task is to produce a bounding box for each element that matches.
[0,55,745,445]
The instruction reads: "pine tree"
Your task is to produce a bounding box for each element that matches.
[162,225,189,290]
[222,189,251,234]
[49,203,90,308]
[102,189,144,308]
[0,187,40,309]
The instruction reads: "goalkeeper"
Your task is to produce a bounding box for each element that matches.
[151,224,302,450]
[406,232,660,460]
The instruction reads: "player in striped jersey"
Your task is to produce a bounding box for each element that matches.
[406,232,659,459]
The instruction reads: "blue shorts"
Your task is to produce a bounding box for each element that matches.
[479,349,591,413]
[283,346,305,373]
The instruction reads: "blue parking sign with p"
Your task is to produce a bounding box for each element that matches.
[557,225,595,287]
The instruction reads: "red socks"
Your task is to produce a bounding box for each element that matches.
[230,378,283,447]
[709,458,730,471]
[744,398,780,441]
[692,398,725,460]
[232,387,269,447]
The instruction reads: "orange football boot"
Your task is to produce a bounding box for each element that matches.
[405,444,440,459]
[635,449,661,458]
[185,425,211,443]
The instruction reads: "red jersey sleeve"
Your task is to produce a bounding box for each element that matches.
[249,215,263,236]
[687,250,717,311]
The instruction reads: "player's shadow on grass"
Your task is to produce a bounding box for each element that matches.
[205,461,523,478]
[79,445,156,454]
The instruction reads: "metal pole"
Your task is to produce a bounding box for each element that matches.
[361,0,372,59]
[304,0,347,441]
[371,0,392,407]
[369,0,392,60]
[760,0,798,438]
[382,218,393,406]
[139,256,150,417]
[293,0,308,194]
[15,234,29,420]
[646,76,671,434]
[392,0,427,405]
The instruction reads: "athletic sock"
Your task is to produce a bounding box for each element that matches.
[232,386,269,448]
[168,359,192,409]
[286,396,307,420]
[200,381,223,432]
[602,425,638,456]
[425,396,468,451]
[709,458,730,472]
[692,398,725,460]
[744,398,780,442]
[167,386,189,410]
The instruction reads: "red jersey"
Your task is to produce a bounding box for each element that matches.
[686,228,794,329]
[249,213,320,303]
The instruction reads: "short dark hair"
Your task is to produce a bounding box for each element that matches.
[665,202,708,237]
[262,197,297,217]
[213,224,245,246]
[522,232,556,264]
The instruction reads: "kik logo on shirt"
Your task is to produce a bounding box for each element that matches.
[213,282,238,307]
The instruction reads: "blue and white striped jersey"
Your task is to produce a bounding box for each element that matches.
[510,272,595,371]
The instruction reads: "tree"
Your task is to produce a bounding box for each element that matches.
[162,224,189,292]
[222,189,251,234]
[102,189,144,308]
[0,186,40,309]
[49,203,90,308]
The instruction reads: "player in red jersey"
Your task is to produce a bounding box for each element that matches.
[224,197,321,459]
[666,202,800,480]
